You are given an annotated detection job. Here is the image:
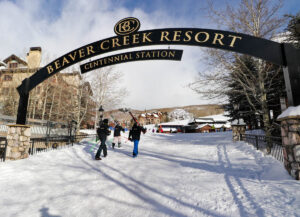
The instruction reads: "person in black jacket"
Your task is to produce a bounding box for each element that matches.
[112,122,125,149]
[128,122,146,157]
[95,119,111,160]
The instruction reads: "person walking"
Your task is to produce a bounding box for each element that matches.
[128,122,146,157]
[112,121,125,149]
[95,119,111,160]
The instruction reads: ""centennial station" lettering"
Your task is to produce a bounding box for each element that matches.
[80,49,183,73]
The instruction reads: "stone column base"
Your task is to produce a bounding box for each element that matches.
[232,124,246,141]
[278,117,300,180]
[6,124,31,160]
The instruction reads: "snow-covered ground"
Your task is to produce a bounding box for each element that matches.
[1,132,299,217]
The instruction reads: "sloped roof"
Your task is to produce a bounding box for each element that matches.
[3,54,27,65]
[194,118,214,123]
[0,61,6,67]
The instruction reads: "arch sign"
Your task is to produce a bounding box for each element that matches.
[16,17,300,124]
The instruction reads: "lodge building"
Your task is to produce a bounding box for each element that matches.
[138,112,162,125]
[0,47,94,127]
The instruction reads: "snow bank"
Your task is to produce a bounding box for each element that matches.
[79,129,96,134]
[0,132,299,217]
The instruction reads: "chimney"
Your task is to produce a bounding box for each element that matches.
[26,47,42,69]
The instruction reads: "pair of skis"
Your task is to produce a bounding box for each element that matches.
[119,108,141,126]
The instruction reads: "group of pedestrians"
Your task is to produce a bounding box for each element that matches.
[95,119,146,160]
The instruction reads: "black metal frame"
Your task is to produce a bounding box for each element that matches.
[241,134,284,163]
[15,25,300,125]
[0,137,8,162]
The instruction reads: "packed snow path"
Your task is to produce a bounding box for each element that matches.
[0,132,299,217]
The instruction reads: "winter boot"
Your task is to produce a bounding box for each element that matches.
[95,156,102,160]
[118,142,121,148]
[112,143,115,149]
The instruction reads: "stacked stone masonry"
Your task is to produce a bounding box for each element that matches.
[280,118,300,180]
[232,125,246,141]
[6,125,31,160]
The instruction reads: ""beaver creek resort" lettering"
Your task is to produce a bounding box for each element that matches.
[46,29,243,74]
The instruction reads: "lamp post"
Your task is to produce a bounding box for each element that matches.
[98,105,104,126]
[70,120,77,145]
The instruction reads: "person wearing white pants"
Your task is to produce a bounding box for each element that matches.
[112,122,125,149]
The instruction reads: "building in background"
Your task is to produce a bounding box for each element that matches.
[138,112,162,125]
[0,47,95,128]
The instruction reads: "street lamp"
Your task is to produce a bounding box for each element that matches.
[98,105,104,126]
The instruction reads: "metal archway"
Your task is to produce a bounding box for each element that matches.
[16,19,300,124]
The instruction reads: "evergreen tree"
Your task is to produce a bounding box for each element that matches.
[285,12,300,47]
[225,55,286,135]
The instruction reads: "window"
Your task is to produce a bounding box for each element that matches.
[9,62,18,68]
[4,75,12,81]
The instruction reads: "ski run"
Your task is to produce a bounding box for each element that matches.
[0,131,299,217]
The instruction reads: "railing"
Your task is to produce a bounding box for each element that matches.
[29,134,95,155]
[241,134,284,163]
[0,137,8,162]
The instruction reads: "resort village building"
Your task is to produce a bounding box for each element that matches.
[0,47,94,128]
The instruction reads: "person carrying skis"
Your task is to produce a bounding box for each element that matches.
[112,121,125,149]
[95,119,111,160]
[128,122,146,157]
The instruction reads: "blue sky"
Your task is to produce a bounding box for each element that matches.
[0,0,299,110]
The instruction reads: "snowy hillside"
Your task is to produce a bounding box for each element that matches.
[0,132,299,217]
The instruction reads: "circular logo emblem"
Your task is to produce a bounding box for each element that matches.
[114,17,140,36]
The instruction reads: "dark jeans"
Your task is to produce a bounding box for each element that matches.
[95,137,107,158]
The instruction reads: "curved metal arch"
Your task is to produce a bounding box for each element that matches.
[16,28,300,124]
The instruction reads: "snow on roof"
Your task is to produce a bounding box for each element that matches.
[195,124,211,129]
[0,61,6,67]
[194,118,214,123]
[3,54,27,65]
[160,119,191,126]
[201,113,230,122]
[195,123,229,129]
[141,114,146,117]
[153,114,158,118]
[277,105,300,120]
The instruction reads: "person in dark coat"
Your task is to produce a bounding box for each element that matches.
[112,122,125,149]
[128,122,146,157]
[95,119,111,160]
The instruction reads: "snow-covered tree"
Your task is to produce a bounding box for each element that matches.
[169,109,193,121]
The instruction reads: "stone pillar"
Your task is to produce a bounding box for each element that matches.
[231,119,246,141]
[277,117,300,180]
[232,124,246,141]
[5,124,31,160]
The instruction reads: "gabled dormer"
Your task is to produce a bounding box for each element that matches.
[3,54,27,69]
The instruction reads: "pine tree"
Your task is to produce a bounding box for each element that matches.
[285,12,300,47]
